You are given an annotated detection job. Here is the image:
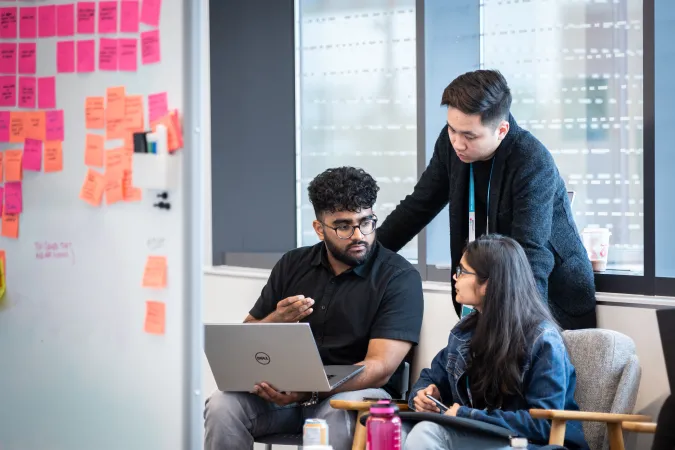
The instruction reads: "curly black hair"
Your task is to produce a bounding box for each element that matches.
[308,167,379,217]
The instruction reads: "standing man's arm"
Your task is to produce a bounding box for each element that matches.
[510,149,557,303]
[378,128,451,252]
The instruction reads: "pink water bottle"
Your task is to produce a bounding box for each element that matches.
[366,400,401,450]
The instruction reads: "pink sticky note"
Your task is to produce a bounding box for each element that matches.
[5,181,22,214]
[141,29,160,65]
[99,38,117,71]
[0,76,16,107]
[23,138,41,171]
[57,4,75,36]
[18,43,36,74]
[18,76,35,108]
[57,41,75,73]
[98,1,117,34]
[38,5,56,37]
[0,111,9,142]
[140,0,161,27]
[46,110,64,141]
[148,92,167,123]
[19,7,36,39]
[0,7,18,39]
[0,187,4,216]
[77,2,95,34]
[37,76,56,109]
[118,38,137,72]
[77,40,95,73]
[120,1,139,33]
[0,43,16,74]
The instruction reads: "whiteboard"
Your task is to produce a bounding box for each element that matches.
[0,0,204,449]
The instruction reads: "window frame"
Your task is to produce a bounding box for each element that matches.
[416,0,665,297]
[214,0,675,299]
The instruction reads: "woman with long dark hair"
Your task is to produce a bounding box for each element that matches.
[403,234,589,449]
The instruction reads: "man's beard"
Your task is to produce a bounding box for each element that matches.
[325,238,372,267]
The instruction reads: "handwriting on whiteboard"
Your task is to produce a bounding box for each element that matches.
[35,242,75,264]
[147,238,165,250]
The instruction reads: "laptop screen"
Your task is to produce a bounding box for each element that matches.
[656,307,675,393]
[567,190,576,206]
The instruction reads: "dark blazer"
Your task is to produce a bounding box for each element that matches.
[378,115,596,329]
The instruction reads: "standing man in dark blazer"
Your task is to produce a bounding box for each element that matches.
[378,69,596,330]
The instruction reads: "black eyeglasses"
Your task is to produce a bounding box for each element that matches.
[321,217,378,240]
[455,265,476,278]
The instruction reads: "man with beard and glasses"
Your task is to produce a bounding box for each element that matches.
[204,166,424,450]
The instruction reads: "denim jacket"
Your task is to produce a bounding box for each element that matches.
[408,315,589,450]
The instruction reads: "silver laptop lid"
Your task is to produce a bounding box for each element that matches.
[204,323,333,392]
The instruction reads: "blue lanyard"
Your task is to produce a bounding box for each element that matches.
[462,159,496,318]
[468,159,496,240]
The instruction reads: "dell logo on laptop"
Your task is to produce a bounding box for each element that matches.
[255,352,271,365]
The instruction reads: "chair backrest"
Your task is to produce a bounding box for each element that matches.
[562,329,642,450]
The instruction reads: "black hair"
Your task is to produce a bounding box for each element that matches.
[458,234,558,409]
[307,167,379,218]
[441,69,512,127]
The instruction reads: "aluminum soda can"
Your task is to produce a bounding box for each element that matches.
[303,418,329,446]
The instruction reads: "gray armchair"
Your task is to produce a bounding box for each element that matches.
[531,329,650,450]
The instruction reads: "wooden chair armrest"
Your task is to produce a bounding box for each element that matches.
[622,421,657,433]
[330,399,410,412]
[529,409,651,423]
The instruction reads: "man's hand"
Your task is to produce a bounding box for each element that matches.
[265,295,314,323]
[413,384,442,413]
[253,382,310,406]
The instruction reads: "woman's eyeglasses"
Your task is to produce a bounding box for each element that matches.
[455,265,476,278]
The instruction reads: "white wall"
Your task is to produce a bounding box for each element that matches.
[203,267,672,449]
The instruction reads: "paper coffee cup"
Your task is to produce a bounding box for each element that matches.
[581,227,611,272]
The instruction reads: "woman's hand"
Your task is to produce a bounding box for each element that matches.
[413,384,442,413]
[444,403,461,417]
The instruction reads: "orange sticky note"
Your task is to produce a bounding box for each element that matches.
[142,255,167,288]
[0,152,4,183]
[106,116,125,140]
[1,212,19,239]
[122,169,141,202]
[4,149,22,181]
[105,147,128,173]
[122,169,142,202]
[144,300,165,335]
[79,168,104,206]
[24,110,45,141]
[152,112,182,151]
[123,132,134,154]
[85,96,104,129]
[85,134,104,167]
[124,94,144,132]
[104,169,123,204]
[44,140,62,172]
[9,112,24,143]
[170,110,183,149]
[106,86,125,120]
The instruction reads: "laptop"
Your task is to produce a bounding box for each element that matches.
[657,307,675,393]
[204,323,365,392]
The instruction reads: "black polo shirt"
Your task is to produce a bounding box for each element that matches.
[249,242,424,369]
